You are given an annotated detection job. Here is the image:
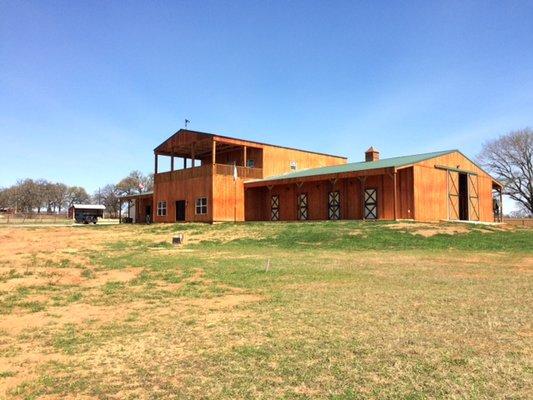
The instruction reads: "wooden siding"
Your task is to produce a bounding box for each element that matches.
[212,174,245,222]
[261,146,347,177]
[244,170,413,222]
[413,151,495,222]
[153,170,213,223]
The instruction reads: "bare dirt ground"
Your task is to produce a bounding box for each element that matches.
[0,223,531,399]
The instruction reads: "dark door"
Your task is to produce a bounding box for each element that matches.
[458,173,469,221]
[145,205,152,223]
[175,200,186,221]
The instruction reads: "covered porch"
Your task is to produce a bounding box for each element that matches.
[119,192,154,223]
[153,130,263,179]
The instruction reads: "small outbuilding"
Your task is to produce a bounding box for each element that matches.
[68,204,105,224]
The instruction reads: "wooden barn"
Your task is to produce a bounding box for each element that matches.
[125,129,502,223]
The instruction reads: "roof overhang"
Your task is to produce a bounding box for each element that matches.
[72,204,106,210]
[120,192,154,200]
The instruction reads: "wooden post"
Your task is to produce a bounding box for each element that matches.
[243,145,247,167]
[183,157,187,169]
[359,176,366,220]
[119,199,122,223]
[499,187,503,222]
[154,154,158,174]
[170,156,174,171]
[191,143,196,168]
[212,140,216,164]
[393,170,398,221]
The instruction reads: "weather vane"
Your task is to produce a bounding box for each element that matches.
[185,119,190,128]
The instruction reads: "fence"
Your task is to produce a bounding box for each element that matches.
[0,213,71,224]
[503,218,533,228]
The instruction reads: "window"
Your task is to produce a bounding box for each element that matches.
[328,191,340,220]
[246,159,255,168]
[270,195,280,221]
[196,197,208,215]
[297,193,308,220]
[157,201,167,216]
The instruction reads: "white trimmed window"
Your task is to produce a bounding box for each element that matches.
[157,201,167,216]
[195,197,207,215]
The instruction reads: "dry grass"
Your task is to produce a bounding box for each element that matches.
[0,222,531,399]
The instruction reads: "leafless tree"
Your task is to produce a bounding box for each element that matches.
[65,186,90,207]
[116,170,152,195]
[51,183,68,213]
[13,179,41,215]
[478,128,532,215]
[98,184,121,218]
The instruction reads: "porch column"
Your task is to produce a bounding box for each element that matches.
[243,146,247,167]
[498,186,503,222]
[154,154,158,174]
[191,143,196,167]
[212,140,216,164]
[170,156,174,171]
[183,157,187,169]
[359,176,366,220]
[393,170,398,220]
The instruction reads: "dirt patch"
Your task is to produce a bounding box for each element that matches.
[82,267,142,287]
[387,222,471,237]
[1,301,146,336]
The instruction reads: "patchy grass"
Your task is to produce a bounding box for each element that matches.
[0,221,531,399]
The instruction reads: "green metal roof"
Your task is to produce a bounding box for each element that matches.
[256,149,456,182]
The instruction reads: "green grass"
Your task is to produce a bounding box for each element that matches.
[2,221,532,399]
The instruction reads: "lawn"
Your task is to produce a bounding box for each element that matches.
[0,221,531,399]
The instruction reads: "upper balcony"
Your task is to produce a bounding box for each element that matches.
[154,163,263,183]
[153,130,265,183]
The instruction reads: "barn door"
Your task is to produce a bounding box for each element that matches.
[468,174,479,221]
[270,195,280,221]
[328,191,340,220]
[447,171,459,220]
[297,193,308,220]
[364,188,377,219]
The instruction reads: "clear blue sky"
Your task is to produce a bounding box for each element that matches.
[1,1,532,210]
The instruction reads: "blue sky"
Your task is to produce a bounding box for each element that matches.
[1,1,532,210]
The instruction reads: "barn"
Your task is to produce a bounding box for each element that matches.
[245,148,503,222]
[124,129,502,223]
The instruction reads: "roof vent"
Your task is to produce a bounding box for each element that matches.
[365,147,380,162]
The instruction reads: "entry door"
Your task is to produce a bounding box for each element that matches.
[447,171,460,220]
[175,200,186,221]
[364,188,377,219]
[297,193,308,220]
[328,191,340,220]
[468,174,479,221]
[145,205,152,222]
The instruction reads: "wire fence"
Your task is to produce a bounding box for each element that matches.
[0,213,72,224]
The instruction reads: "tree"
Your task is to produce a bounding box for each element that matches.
[13,179,41,214]
[51,183,68,213]
[98,184,121,218]
[65,186,90,207]
[478,128,533,216]
[116,171,152,196]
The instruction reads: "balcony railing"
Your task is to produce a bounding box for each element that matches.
[155,164,263,183]
[214,164,263,179]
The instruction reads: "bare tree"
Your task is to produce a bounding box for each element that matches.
[478,128,533,215]
[51,183,68,213]
[116,171,152,195]
[65,186,90,207]
[14,179,41,215]
[98,184,121,218]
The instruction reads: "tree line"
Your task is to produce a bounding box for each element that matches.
[0,171,153,217]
